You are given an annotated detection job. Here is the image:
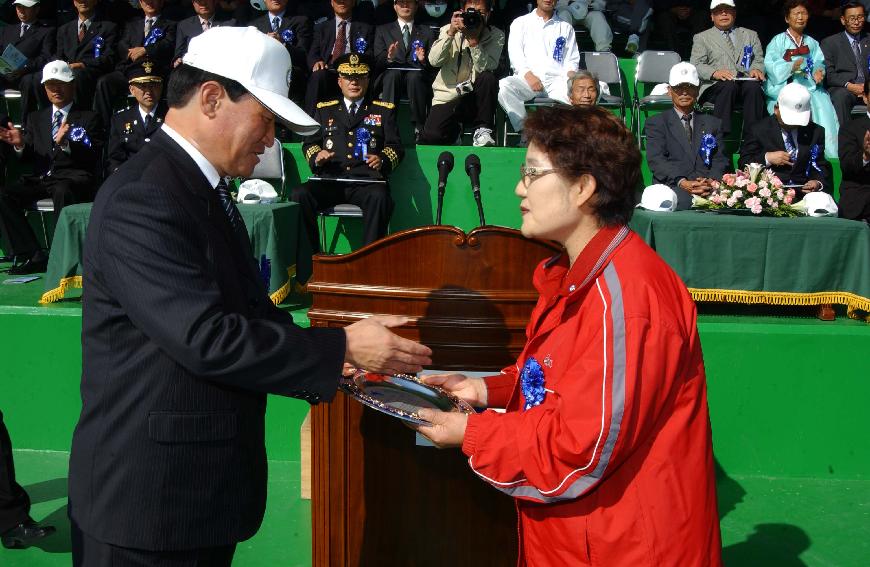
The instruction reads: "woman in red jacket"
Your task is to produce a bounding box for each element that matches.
[416,106,722,566]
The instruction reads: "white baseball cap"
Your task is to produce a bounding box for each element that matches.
[710,0,735,9]
[42,60,74,83]
[777,83,812,126]
[237,179,278,204]
[249,0,266,10]
[637,184,678,212]
[668,62,700,87]
[182,27,319,135]
[13,0,40,7]
[800,192,838,217]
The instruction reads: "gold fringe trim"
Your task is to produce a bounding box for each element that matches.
[688,288,870,322]
[39,275,83,304]
[269,265,297,306]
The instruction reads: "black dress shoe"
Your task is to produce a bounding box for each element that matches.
[7,257,47,275]
[1,519,56,549]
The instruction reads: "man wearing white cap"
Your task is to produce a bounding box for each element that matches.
[690,0,766,136]
[739,82,831,200]
[644,61,729,209]
[0,60,103,275]
[69,27,431,566]
[0,0,56,121]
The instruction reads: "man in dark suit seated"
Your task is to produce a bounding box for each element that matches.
[0,61,103,275]
[107,59,166,174]
[373,0,435,142]
[54,0,118,107]
[821,2,870,127]
[291,53,402,251]
[739,82,832,200]
[644,62,730,210]
[94,0,176,126]
[837,77,870,223]
[173,0,236,67]
[0,0,56,123]
[305,0,374,114]
[250,0,312,103]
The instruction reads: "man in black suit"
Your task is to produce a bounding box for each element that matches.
[739,82,832,199]
[644,62,730,210]
[69,27,430,566]
[107,59,166,173]
[821,2,870,127]
[94,0,176,126]
[54,0,118,106]
[0,0,56,122]
[838,77,870,222]
[305,0,374,114]
[250,0,312,103]
[374,0,435,140]
[173,0,236,65]
[0,60,103,275]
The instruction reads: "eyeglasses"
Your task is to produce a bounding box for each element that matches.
[519,165,560,187]
[844,15,865,22]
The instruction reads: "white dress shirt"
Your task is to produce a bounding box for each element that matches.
[507,10,579,78]
[162,124,221,189]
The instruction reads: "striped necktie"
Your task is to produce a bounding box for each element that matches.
[51,110,63,141]
[215,178,248,244]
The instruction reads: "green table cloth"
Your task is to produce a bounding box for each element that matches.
[40,202,312,305]
[629,210,870,321]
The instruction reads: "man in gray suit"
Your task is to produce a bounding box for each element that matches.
[690,0,765,136]
[644,62,730,210]
[821,2,870,127]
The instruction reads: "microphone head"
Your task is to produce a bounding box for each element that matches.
[465,153,481,175]
[437,151,454,172]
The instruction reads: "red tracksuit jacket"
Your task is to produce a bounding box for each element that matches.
[462,225,723,566]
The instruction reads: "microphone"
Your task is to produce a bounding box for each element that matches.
[465,153,485,226]
[435,151,454,225]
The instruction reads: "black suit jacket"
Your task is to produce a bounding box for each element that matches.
[307,17,374,68]
[69,130,346,550]
[173,15,235,61]
[106,103,166,173]
[251,12,312,77]
[373,20,435,73]
[0,20,56,77]
[821,31,870,89]
[55,16,118,74]
[738,115,832,197]
[837,114,870,221]
[21,105,103,180]
[117,15,177,73]
[644,109,730,209]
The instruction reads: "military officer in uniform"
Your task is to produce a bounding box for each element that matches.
[106,59,166,174]
[291,53,402,252]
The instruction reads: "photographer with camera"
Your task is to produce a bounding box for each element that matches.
[417,0,505,146]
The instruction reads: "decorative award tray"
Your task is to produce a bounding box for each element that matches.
[339,370,474,425]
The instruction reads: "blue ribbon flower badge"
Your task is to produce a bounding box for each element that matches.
[92,36,104,58]
[69,126,91,148]
[353,127,371,160]
[410,39,424,62]
[806,144,823,176]
[740,45,753,72]
[354,37,367,53]
[698,132,717,167]
[553,36,566,64]
[804,56,814,78]
[281,29,295,44]
[143,27,163,47]
[520,357,546,411]
[259,254,271,292]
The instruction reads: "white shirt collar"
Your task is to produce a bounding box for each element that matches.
[268,10,285,19]
[161,124,222,189]
[397,17,413,31]
[52,103,73,120]
[344,97,362,112]
[138,106,155,123]
[78,17,92,28]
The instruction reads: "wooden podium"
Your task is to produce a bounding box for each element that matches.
[307,226,561,566]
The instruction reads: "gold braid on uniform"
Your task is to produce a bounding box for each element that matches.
[372,100,395,109]
[305,145,322,161]
[382,147,399,168]
[317,100,340,108]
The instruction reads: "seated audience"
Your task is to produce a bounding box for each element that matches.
[107,60,166,174]
[608,0,654,54]
[821,2,869,127]
[0,61,103,275]
[555,0,613,53]
[499,0,579,138]
[417,0,504,146]
[653,0,710,59]
[837,77,870,223]
[644,62,730,210]
[374,0,435,141]
[250,0,312,103]
[291,54,402,251]
[764,0,839,158]
[568,70,599,106]
[0,0,56,123]
[690,0,766,136]
[55,0,118,107]
[739,83,831,200]
[305,0,374,114]
[173,0,237,66]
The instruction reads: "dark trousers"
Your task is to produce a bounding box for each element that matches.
[377,69,432,127]
[418,71,497,145]
[699,79,766,135]
[94,70,129,127]
[289,179,393,252]
[304,69,340,116]
[0,411,30,534]
[72,521,236,567]
[830,87,861,128]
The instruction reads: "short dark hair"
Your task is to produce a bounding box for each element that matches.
[782,0,809,18]
[842,2,865,14]
[166,64,248,108]
[523,106,641,227]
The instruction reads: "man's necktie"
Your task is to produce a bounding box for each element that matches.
[78,22,86,42]
[331,21,347,63]
[215,178,248,243]
[350,101,358,116]
[402,24,410,50]
[144,17,153,39]
[853,40,865,85]
[51,110,63,141]
[143,114,152,130]
[271,16,280,32]
[724,29,736,57]
[681,113,693,143]
[201,19,210,32]
[20,23,28,38]
[783,130,798,160]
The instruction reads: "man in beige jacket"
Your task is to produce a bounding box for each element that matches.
[690,0,766,136]
[417,0,504,146]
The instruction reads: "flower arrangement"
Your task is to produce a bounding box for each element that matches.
[693,163,800,217]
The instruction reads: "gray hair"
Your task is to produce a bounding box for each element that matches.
[568,70,600,94]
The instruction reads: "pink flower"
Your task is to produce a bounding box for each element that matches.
[772,176,784,188]
[747,182,758,193]
[723,174,736,185]
[767,198,775,207]
[735,177,749,188]
[751,203,763,214]
[711,180,720,190]
[732,189,744,199]
[785,194,794,204]
[727,197,737,207]
[776,190,784,200]
[759,187,771,198]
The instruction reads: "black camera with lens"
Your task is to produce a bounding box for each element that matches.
[460,8,483,29]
